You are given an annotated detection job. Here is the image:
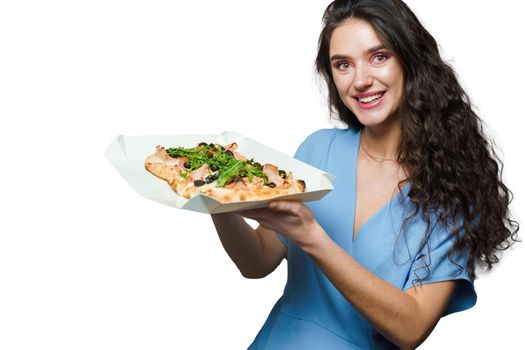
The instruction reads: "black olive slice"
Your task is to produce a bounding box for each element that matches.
[227,176,242,184]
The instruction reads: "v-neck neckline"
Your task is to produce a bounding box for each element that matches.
[351,129,407,242]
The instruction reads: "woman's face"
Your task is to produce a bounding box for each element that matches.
[329,19,404,127]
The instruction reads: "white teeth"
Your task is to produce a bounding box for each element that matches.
[358,93,384,103]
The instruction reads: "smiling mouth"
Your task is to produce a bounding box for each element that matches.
[355,92,386,104]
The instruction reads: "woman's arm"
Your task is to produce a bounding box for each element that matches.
[211,213,287,279]
[307,233,455,349]
[241,201,456,349]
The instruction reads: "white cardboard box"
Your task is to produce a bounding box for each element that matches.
[105,131,335,214]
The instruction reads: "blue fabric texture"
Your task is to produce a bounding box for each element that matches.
[248,128,476,349]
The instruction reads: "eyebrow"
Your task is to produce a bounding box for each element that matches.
[330,44,387,61]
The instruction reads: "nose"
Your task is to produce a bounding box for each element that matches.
[353,64,373,91]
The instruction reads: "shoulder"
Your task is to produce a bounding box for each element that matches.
[295,128,359,161]
[300,128,358,145]
[293,128,359,169]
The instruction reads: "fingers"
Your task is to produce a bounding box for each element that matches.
[269,201,304,216]
[239,208,273,220]
[240,201,308,221]
[238,211,259,221]
[237,210,276,231]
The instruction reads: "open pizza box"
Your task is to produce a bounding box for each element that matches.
[105,131,335,214]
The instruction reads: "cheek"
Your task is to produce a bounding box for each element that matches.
[377,65,404,107]
[332,73,353,96]
[376,65,402,87]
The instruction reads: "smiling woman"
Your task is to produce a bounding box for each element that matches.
[211,0,519,349]
[1,0,523,349]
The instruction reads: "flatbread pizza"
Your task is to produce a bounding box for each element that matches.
[144,142,306,203]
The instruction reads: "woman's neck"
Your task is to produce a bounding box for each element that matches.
[360,119,401,160]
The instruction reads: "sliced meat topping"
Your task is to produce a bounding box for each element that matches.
[225,177,248,190]
[224,142,238,151]
[224,142,247,160]
[263,163,284,187]
[155,145,169,159]
[233,151,247,161]
[189,164,209,181]
[245,176,264,190]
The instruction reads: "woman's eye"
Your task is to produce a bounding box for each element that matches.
[373,53,389,63]
[335,62,350,70]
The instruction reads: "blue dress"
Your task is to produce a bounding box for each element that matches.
[248,128,476,349]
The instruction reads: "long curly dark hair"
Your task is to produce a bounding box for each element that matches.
[315,0,519,280]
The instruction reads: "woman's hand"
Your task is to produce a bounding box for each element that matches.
[240,201,326,249]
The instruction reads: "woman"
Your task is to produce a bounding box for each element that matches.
[212,0,519,348]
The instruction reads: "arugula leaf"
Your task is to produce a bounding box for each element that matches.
[216,160,244,187]
[166,144,272,188]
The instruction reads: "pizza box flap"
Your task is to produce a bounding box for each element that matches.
[105,131,335,214]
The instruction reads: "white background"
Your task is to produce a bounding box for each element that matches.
[1,1,524,349]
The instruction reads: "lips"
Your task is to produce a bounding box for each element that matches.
[353,91,386,110]
[354,90,385,101]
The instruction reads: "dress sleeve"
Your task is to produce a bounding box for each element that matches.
[277,234,289,247]
[402,224,477,316]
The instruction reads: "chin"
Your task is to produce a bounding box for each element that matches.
[354,112,391,127]
[352,104,401,128]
